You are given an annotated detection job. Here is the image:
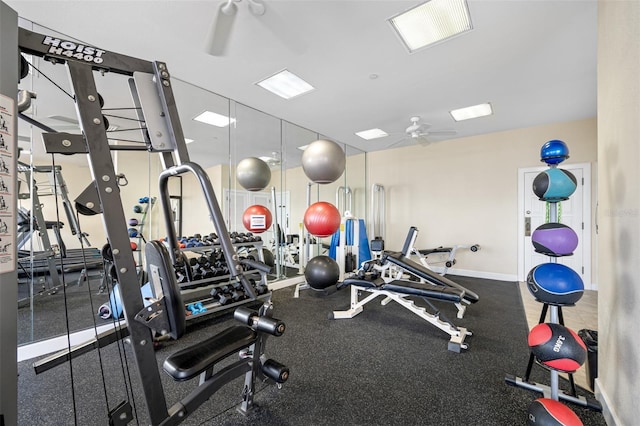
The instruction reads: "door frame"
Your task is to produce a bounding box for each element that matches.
[517,162,592,289]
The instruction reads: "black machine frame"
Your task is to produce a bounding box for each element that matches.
[17,27,284,425]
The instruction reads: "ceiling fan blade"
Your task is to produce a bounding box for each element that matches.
[428,130,458,137]
[384,136,411,149]
[48,115,78,125]
[414,135,433,146]
[205,2,238,56]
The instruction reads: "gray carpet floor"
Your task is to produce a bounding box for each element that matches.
[17,276,607,425]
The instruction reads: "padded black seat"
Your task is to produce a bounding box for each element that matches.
[383,251,479,303]
[163,326,257,381]
[339,276,385,290]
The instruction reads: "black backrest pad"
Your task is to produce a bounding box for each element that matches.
[145,241,187,339]
[381,280,463,303]
[383,252,479,303]
[163,325,257,381]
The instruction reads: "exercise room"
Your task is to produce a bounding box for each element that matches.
[0,1,637,425]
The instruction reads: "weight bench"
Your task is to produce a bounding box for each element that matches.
[162,307,289,419]
[380,250,479,319]
[331,276,472,352]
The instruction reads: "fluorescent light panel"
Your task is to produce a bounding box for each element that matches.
[450,103,493,121]
[193,111,236,127]
[256,70,314,100]
[185,138,194,144]
[355,128,389,140]
[389,0,472,53]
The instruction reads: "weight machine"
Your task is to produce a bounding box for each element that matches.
[17,25,287,425]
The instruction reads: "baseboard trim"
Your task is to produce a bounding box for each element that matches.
[434,266,518,282]
[595,379,622,425]
[18,320,126,363]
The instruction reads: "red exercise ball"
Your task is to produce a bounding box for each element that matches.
[242,205,273,234]
[528,323,586,373]
[304,201,341,238]
[528,398,583,425]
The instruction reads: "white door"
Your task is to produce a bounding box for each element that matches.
[518,163,592,289]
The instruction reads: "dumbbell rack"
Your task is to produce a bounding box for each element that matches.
[177,239,271,321]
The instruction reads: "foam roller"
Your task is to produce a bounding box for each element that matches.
[261,359,289,383]
[234,307,258,325]
[255,316,285,336]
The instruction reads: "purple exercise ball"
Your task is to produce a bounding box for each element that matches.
[532,223,578,257]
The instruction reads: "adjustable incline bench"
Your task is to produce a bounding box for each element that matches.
[378,227,479,319]
[331,227,480,352]
[331,268,474,352]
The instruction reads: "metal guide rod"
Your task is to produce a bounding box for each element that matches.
[271,186,281,278]
[371,183,385,240]
[548,198,559,400]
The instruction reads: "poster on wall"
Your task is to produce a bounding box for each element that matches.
[0,93,15,273]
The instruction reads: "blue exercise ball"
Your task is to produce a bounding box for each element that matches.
[527,263,584,305]
[531,223,578,257]
[532,168,577,202]
[305,255,340,290]
[540,140,570,165]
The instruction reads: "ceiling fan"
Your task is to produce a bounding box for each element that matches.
[391,116,457,147]
[206,0,266,56]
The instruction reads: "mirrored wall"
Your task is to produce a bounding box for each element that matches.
[16,20,367,346]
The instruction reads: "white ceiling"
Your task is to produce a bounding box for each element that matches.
[7,0,597,168]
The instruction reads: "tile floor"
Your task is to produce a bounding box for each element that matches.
[519,282,598,391]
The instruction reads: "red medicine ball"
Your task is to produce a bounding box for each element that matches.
[528,398,583,425]
[304,201,341,238]
[242,205,272,234]
[528,323,586,373]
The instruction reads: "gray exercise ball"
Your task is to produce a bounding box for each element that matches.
[301,139,346,184]
[236,157,271,191]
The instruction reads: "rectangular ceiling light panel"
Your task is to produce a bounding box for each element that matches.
[256,69,315,100]
[193,111,236,127]
[450,102,493,121]
[389,0,472,53]
[355,128,389,140]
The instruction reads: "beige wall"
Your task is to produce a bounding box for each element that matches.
[28,119,596,283]
[366,118,597,279]
[596,1,640,424]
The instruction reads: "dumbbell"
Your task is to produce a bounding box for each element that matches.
[176,271,190,284]
[255,283,268,295]
[230,289,245,302]
[218,292,232,305]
